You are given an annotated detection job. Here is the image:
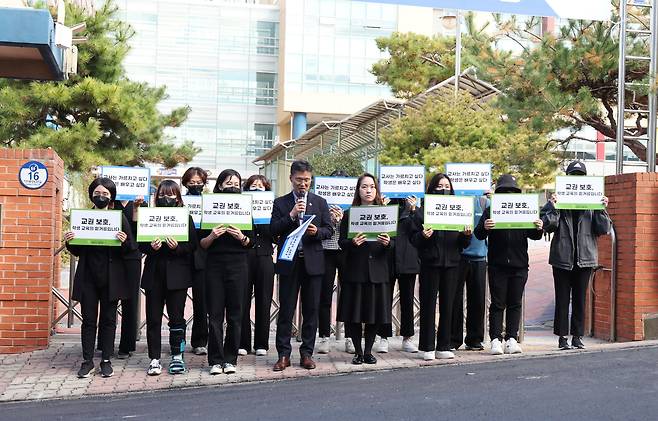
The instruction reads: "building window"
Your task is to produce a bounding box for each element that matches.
[256,72,277,106]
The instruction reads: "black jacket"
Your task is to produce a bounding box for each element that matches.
[410,210,471,268]
[338,218,392,283]
[251,223,275,257]
[67,214,138,302]
[392,205,421,275]
[474,207,543,268]
[270,191,333,276]
[540,201,611,270]
[139,215,198,291]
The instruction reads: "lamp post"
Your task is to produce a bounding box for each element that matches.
[440,9,462,97]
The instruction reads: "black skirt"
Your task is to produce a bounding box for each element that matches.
[337,282,392,324]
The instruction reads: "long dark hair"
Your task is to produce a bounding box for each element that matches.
[243,174,272,191]
[426,173,455,195]
[155,180,183,207]
[213,169,242,193]
[352,173,383,206]
[88,177,117,209]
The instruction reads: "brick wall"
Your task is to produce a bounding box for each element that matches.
[0,148,64,353]
[593,172,658,341]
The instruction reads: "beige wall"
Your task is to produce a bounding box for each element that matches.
[397,5,435,36]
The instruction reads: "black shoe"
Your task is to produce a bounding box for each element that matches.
[572,336,585,349]
[465,342,485,351]
[363,354,377,364]
[352,354,364,365]
[100,360,114,378]
[558,336,571,350]
[77,360,94,378]
[117,351,132,360]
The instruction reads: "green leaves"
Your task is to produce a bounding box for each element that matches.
[308,153,364,177]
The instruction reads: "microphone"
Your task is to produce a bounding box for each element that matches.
[298,191,307,223]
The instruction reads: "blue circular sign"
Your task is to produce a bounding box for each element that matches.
[18,160,49,190]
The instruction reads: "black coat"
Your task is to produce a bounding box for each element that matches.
[540,201,611,270]
[410,210,471,268]
[393,205,421,274]
[139,215,198,291]
[474,207,543,268]
[270,191,333,276]
[67,214,138,302]
[338,218,392,283]
[252,223,275,256]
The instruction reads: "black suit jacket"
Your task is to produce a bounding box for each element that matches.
[139,215,198,291]
[270,191,333,276]
[338,217,392,283]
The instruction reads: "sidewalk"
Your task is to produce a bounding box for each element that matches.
[2,329,657,403]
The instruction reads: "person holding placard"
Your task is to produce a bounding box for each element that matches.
[377,195,421,354]
[139,180,197,376]
[271,160,334,371]
[474,174,543,356]
[410,174,472,361]
[337,173,393,365]
[200,169,253,375]
[318,169,348,355]
[64,178,138,379]
[182,167,210,356]
[239,174,275,357]
[541,161,611,350]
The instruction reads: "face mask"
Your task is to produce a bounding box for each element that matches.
[187,185,204,195]
[157,197,178,207]
[434,189,449,195]
[92,195,110,209]
[223,187,241,194]
[249,186,265,192]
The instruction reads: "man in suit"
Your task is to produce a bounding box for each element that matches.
[270,160,333,370]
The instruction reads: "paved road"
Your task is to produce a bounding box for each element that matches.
[3,346,658,421]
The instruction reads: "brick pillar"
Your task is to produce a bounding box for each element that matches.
[0,148,64,353]
[593,172,658,341]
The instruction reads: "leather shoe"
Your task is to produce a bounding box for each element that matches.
[352,354,363,365]
[273,356,291,371]
[300,355,316,370]
[363,354,377,364]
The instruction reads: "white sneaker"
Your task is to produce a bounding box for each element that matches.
[237,348,248,356]
[223,363,237,374]
[490,338,504,355]
[345,338,356,354]
[147,359,162,376]
[402,338,418,353]
[210,364,223,375]
[377,338,389,353]
[422,351,436,361]
[255,349,267,356]
[193,346,207,356]
[435,351,455,359]
[504,337,523,354]
[317,337,330,354]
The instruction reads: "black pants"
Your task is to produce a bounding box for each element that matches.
[378,273,417,338]
[81,280,118,361]
[348,323,379,355]
[240,251,275,351]
[191,268,208,348]
[488,265,528,341]
[418,265,459,352]
[145,275,187,360]
[276,259,322,358]
[206,254,247,366]
[451,258,486,348]
[553,266,592,337]
[319,250,343,338]
[118,259,141,353]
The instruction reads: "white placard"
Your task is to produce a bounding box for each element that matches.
[348,205,399,240]
[313,177,358,209]
[379,166,425,199]
[201,194,252,230]
[445,163,492,196]
[69,209,122,246]
[423,195,475,231]
[554,176,605,210]
[182,195,202,229]
[99,166,151,201]
[491,193,539,229]
[278,215,316,262]
[247,191,274,224]
[137,207,189,242]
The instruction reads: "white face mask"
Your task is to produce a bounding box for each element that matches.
[250,187,265,192]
